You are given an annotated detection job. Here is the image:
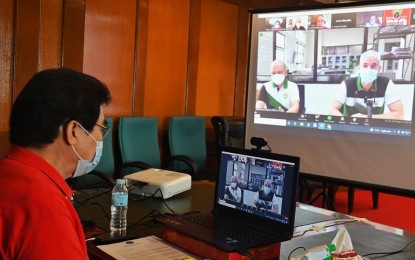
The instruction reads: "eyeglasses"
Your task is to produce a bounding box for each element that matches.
[95,122,111,139]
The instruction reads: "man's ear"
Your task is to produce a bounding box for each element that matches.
[64,120,79,145]
[377,65,382,72]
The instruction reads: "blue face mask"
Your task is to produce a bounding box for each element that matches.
[71,123,104,178]
[263,187,271,194]
[360,68,378,83]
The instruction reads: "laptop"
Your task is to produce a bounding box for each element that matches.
[157,146,300,252]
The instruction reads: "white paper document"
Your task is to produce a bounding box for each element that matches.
[97,235,196,260]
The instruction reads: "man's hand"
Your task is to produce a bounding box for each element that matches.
[277,106,285,112]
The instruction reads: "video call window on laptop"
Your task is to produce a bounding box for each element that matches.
[158,146,300,252]
[216,149,298,226]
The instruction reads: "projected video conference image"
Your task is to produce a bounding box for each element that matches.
[250,3,415,139]
[246,1,415,193]
[216,152,296,224]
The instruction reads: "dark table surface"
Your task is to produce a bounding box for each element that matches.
[74,181,415,259]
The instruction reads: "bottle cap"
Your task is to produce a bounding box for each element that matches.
[116,179,126,185]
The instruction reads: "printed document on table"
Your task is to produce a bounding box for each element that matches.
[96,235,197,260]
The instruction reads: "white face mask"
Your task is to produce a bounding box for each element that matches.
[271,74,285,85]
[231,183,237,188]
[71,123,103,178]
[360,68,378,83]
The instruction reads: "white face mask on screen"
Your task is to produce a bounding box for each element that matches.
[71,123,103,178]
[271,74,286,85]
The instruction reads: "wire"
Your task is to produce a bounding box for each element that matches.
[72,188,114,220]
[73,188,112,204]
[361,238,415,258]
[73,195,111,220]
[287,246,306,260]
[127,209,164,229]
[68,177,113,191]
[127,186,176,214]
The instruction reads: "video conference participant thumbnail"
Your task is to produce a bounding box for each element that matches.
[287,16,307,30]
[255,60,300,113]
[328,50,404,119]
[253,179,281,214]
[270,17,285,31]
[224,175,242,205]
[356,11,383,27]
[309,14,331,29]
[331,12,357,29]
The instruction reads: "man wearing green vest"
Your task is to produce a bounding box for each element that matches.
[329,50,404,119]
[256,60,300,113]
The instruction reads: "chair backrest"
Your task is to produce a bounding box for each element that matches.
[211,116,226,149]
[118,117,161,174]
[298,84,306,114]
[211,116,245,148]
[169,116,206,171]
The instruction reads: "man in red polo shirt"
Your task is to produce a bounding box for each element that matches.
[0,68,111,259]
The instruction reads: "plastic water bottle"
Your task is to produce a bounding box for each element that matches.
[110,179,128,237]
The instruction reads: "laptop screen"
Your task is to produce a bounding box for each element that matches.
[215,147,300,231]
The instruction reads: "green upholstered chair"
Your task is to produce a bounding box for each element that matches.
[118,117,161,177]
[67,117,116,190]
[168,116,212,180]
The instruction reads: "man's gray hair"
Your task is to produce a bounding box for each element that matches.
[270,60,288,71]
[360,50,381,65]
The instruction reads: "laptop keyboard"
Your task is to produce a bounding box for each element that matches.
[181,213,274,242]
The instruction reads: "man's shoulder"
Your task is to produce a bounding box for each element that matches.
[377,76,391,84]
[287,80,299,88]
[344,77,357,83]
[0,159,63,197]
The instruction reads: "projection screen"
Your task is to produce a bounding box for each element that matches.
[245,0,415,194]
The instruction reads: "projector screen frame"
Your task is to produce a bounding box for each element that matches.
[244,0,415,198]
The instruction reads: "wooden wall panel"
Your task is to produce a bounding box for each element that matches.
[0,0,14,131]
[142,0,190,128]
[191,0,239,118]
[63,0,86,71]
[38,0,63,70]
[14,0,41,96]
[0,0,14,154]
[234,3,250,116]
[186,0,201,118]
[248,0,302,9]
[83,0,137,117]
[134,0,149,116]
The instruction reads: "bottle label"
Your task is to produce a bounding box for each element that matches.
[112,194,128,206]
